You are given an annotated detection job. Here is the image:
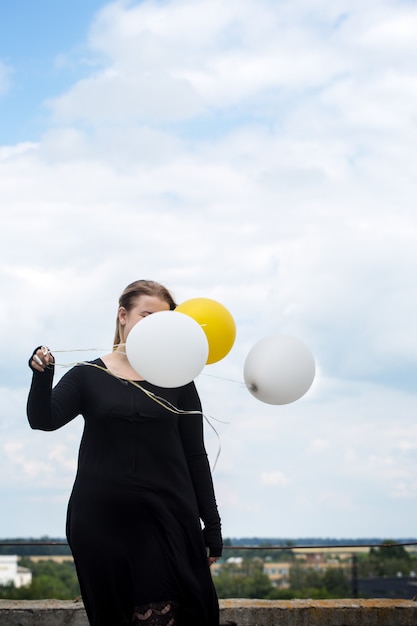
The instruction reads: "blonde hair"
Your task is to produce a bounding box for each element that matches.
[113,280,176,349]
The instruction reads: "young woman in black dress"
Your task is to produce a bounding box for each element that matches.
[27,279,223,626]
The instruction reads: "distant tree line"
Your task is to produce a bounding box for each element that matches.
[1,538,416,601]
[357,540,417,578]
[222,537,296,562]
[213,557,351,600]
[0,537,71,557]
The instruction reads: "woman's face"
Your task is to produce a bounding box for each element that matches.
[118,294,170,342]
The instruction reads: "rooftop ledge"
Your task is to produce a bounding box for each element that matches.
[0,598,416,625]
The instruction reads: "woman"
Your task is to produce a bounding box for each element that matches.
[27,279,223,626]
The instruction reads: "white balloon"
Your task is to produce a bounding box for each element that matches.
[243,334,316,405]
[125,310,209,388]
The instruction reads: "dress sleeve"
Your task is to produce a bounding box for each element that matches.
[178,383,223,558]
[27,365,83,431]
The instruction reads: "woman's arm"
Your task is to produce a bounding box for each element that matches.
[178,383,223,558]
[27,355,83,431]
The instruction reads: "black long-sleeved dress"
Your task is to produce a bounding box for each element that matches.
[27,359,222,626]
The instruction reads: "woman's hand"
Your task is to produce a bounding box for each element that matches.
[208,556,220,567]
[30,346,55,372]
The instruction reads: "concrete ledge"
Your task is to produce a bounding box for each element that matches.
[221,598,417,625]
[0,598,416,625]
[0,599,88,625]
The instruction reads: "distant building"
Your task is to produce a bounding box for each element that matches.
[358,575,417,600]
[0,556,32,588]
[263,561,291,587]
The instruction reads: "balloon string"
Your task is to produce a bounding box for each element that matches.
[45,349,232,471]
[49,347,245,387]
[201,372,246,387]
[54,357,244,385]
[50,346,119,353]
[203,414,222,471]
[72,361,222,472]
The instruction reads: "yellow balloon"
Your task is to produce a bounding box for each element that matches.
[176,298,236,364]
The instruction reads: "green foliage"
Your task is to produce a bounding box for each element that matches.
[213,556,351,600]
[376,541,411,560]
[357,543,417,578]
[0,559,80,600]
[214,558,273,598]
[1,538,415,602]
[287,562,349,598]
[269,585,331,600]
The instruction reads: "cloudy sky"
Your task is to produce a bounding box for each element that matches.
[1,0,417,542]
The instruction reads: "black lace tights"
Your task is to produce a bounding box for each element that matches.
[132,601,178,626]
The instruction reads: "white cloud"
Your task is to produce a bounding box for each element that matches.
[310,438,330,453]
[1,0,417,538]
[44,0,356,123]
[358,7,417,48]
[260,471,290,487]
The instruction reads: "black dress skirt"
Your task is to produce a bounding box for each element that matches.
[27,359,222,626]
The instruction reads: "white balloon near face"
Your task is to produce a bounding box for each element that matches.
[125,310,209,388]
[244,334,316,405]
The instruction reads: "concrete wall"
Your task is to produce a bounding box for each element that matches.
[0,598,416,625]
